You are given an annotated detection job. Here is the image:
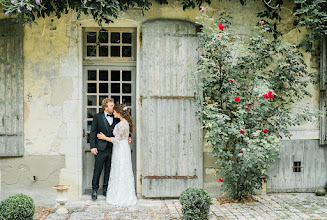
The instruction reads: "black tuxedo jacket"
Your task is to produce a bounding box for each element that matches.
[90,112,120,151]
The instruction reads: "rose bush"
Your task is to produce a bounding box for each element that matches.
[195,14,318,201]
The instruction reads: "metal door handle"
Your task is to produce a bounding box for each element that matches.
[83,129,86,137]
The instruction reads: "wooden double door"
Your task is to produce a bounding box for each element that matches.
[81,20,203,197]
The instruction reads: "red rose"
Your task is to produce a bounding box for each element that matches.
[263,129,268,133]
[201,8,205,12]
[263,91,274,99]
[248,102,252,106]
[240,129,245,134]
[244,106,249,110]
[259,21,265,25]
[268,91,274,98]
[235,96,240,102]
[218,178,224,182]
[289,134,292,137]
[229,79,235,82]
[218,23,225,31]
[240,150,243,153]
[261,176,266,180]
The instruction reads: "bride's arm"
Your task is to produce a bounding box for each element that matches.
[97,132,112,143]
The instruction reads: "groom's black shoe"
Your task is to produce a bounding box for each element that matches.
[92,189,98,200]
[103,189,107,196]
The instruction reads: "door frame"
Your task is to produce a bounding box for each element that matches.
[77,19,142,196]
[82,64,137,194]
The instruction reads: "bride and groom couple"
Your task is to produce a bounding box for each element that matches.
[90,98,137,206]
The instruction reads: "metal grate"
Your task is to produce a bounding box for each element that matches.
[293,161,302,172]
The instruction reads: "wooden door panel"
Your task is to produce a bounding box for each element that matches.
[141,20,202,197]
[267,140,327,192]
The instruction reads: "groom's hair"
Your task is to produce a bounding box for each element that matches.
[102,98,114,109]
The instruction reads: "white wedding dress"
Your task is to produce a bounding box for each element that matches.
[106,121,137,206]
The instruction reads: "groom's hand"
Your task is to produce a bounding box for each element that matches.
[91,148,98,155]
[128,137,132,144]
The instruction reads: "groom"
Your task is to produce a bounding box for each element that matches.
[90,98,131,200]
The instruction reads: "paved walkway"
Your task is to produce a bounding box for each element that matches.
[44,193,327,219]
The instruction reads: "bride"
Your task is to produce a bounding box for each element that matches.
[97,104,137,206]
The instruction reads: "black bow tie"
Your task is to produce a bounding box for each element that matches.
[106,114,113,117]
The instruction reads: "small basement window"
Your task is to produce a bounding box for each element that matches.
[293,161,302,172]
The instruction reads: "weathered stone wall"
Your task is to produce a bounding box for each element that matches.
[0,12,83,205]
[0,0,319,203]
[0,156,65,205]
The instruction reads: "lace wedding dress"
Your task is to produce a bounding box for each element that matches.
[106,121,137,206]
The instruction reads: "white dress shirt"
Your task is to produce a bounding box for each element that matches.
[104,111,113,126]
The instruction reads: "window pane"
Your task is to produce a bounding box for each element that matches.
[122,46,131,57]
[87,32,96,43]
[87,108,96,118]
[99,83,109,93]
[87,95,97,106]
[111,96,120,104]
[99,96,107,105]
[122,83,131,93]
[122,71,131,81]
[111,71,120,81]
[111,46,120,57]
[88,70,96,80]
[87,46,97,56]
[98,29,108,43]
[122,96,131,106]
[87,121,92,131]
[88,83,97,93]
[111,83,120,93]
[99,70,108,81]
[111,32,120,43]
[87,133,90,143]
[122,33,132,44]
[99,46,108,57]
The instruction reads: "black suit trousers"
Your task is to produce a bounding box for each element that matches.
[92,144,112,190]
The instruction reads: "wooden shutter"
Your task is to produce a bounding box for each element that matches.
[140,20,202,197]
[321,38,327,145]
[0,19,24,156]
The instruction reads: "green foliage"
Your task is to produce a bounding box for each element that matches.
[294,0,327,52]
[255,0,327,53]
[315,188,327,196]
[195,14,318,201]
[257,0,283,39]
[0,0,210,25]
[0,194,35,220]
[179,188,212,220]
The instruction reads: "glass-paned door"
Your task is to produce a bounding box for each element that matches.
[83,66,136,194]
[82,27,136,194]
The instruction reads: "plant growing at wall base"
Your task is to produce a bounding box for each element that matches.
[0,193,35,220]
[195,14,318,201]
[179,188,212,220]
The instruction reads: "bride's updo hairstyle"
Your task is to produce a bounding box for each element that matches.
[114,104,134,134]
